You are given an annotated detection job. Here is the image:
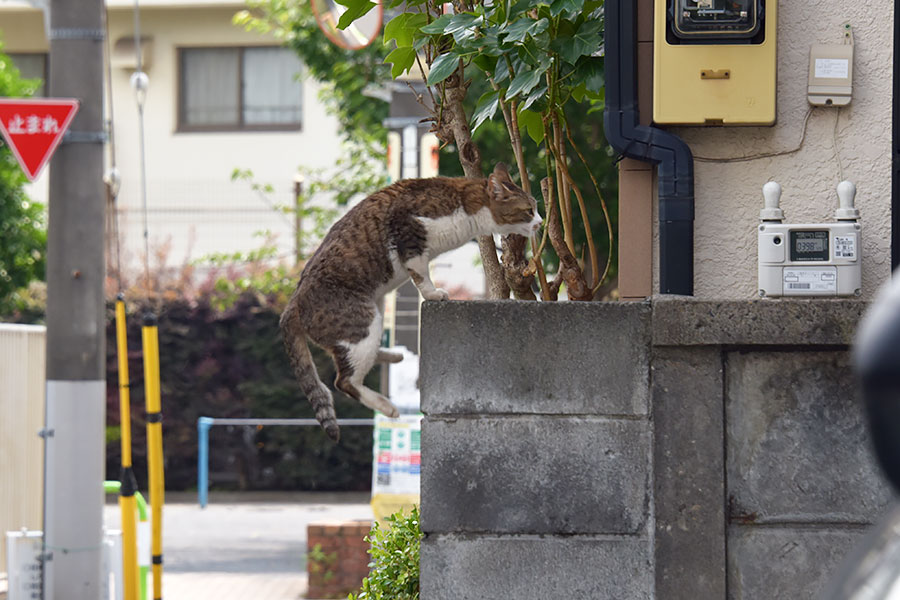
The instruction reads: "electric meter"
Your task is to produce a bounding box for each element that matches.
[757,181,862,298]
[672,0,761,41]
[653,0,776,125]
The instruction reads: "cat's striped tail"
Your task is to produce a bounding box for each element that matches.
[279,308,341,442]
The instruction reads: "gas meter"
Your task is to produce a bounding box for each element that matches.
[654,0,777,125]
[758,181,862,298]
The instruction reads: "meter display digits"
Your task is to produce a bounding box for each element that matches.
[789,230,829,262]
[673,0,761,40]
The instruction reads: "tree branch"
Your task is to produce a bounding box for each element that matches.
[440,63,509,299]
[541,177,590,301]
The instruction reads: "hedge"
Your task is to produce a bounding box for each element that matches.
[104,293,376,492]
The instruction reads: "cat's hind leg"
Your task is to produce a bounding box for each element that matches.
[333,310,400,418]
[375,349,404,363]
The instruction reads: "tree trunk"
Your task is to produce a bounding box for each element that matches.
[441,65,509,299]
[541,177,591,301]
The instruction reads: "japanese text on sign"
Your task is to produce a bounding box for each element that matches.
[6,114,61,135]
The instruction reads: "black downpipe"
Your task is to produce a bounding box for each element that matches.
[604,0,695,295]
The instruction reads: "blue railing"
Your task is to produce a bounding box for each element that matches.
[196,416,376,507]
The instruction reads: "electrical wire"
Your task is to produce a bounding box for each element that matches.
[693,106,814,163]
[696,25,853,168]
[133,0,152,292]
[833,107,844,183]
[103,6,124,292]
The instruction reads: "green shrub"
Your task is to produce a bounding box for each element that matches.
[104,293,377,491]
[350,507,421,600]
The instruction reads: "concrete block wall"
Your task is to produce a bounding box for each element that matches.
[420,299,892,600]
[420,302,654,600]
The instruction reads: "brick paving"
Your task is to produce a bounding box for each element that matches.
[163,572,309,600]
[105,492,373,600]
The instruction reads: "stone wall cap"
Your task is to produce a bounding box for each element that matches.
[651,296,869,346]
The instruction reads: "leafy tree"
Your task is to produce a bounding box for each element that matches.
[0,43,46,316]
[353,0,615,300]
[438,76,618,293]
[238,0,619,300]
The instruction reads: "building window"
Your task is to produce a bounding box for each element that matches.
[8,53,48,96]
[178,46,303,131]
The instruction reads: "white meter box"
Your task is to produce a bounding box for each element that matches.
[757,180,861,298]
[6,529,124,600]
[758,222,861,297]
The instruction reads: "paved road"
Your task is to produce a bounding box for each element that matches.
[103,491,373,600]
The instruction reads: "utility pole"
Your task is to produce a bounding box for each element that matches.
[43,0,107,599]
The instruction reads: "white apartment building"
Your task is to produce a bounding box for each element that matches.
[0,0,346,278]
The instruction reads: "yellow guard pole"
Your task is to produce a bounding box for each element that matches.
[116,296,141,600]
[142,313,165,600]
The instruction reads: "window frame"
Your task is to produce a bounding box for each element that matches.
[176,45,303,133]
[8,52,49,97]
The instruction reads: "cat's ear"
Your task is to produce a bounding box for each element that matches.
[489,163,514,199]
[488,173,506,199]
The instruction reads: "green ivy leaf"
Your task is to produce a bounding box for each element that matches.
[471,90,500,132]
[520,83,548,111]
[383,13,428,48]
[502,17,549,43]
[443,13,483,35]
[571,82,588,103]
[574,56,604,93]
[587,97,605,114]
[384,46,417,78]
[420,13,454,34]
[383,13,410,46]
[426,52,460,86]
[517,108,544,144]
[474,27,504,56]
[550,0,585,17]
[334,0,376,30]
[471,53,498,75]
[508,0,537,18]
[506,65,546,99]
[555,18,602,64]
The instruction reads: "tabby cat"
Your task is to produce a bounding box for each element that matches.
[280,163,542,441]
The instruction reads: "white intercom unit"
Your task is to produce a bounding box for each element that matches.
[758,181,861,298]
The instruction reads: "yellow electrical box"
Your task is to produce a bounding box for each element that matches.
[653,0,777,125]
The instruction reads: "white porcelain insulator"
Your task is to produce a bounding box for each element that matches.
[760,181,784,222]
[835,180,859,221]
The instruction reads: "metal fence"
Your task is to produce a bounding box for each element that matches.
[109,179,310,284]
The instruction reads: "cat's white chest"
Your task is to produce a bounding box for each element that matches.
[418,207,493,256]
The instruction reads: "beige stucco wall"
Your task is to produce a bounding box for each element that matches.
[654,0,893,300]
[0,2,345,269]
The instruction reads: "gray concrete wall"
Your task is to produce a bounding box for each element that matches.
[420,298,892,600]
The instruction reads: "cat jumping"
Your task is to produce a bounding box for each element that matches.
[280,163,543,441]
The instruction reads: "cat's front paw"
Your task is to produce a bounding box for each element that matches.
[425,288,449,301]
